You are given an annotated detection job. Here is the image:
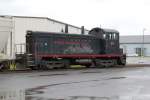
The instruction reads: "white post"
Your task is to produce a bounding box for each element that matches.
[142,28,146,57]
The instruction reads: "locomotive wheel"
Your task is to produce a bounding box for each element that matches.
[95,59,110,68]
[90,60,96,68]
[30,66,38,70]
[118,57,126,66]
[95,59,103,68]
[46,64,54,69]
[120,57,126,65]
[85,64,92,68]
[64,60,70,69]
[95,59,117,68]
[110,59,117,67]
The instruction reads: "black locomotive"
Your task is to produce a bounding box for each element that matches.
[26,27,126,69]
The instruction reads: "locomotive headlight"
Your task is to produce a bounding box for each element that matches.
[44,42,48,46]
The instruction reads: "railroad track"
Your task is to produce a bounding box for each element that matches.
[1,64,148,73]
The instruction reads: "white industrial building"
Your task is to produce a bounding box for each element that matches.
[1,15,149,63]
[0,15,88,61]
[120,35,150,57]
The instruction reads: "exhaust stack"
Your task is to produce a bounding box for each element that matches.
[81,26,84,35]
[65,24,68,33]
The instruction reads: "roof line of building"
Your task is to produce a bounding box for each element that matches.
[121,35,150,36]
[120,42,150,44]
[0,15,89,31]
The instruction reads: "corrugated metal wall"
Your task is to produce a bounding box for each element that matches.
[0,16,89,59]
[0,16,14,60]
[14,17,88,54]
[14,17,88,44]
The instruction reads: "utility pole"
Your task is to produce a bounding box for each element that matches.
[142,28,146,57]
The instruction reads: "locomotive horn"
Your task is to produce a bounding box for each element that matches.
[81,26,84,35]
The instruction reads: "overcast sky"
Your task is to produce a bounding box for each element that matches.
[0,0,150,35]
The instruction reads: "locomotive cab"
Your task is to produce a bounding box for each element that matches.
[103,29,120,54]
[89,27,121,54]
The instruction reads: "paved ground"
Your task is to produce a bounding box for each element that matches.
[1,67,150,100]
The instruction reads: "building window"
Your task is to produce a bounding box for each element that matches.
[135,48,146,56]
[135,48,141,56]
[103,34,106,39]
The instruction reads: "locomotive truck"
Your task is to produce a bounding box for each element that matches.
[26,27,126,69]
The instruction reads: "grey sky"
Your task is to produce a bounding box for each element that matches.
[0,0,150,35]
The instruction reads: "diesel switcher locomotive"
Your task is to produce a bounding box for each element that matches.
[26,27,126,69]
